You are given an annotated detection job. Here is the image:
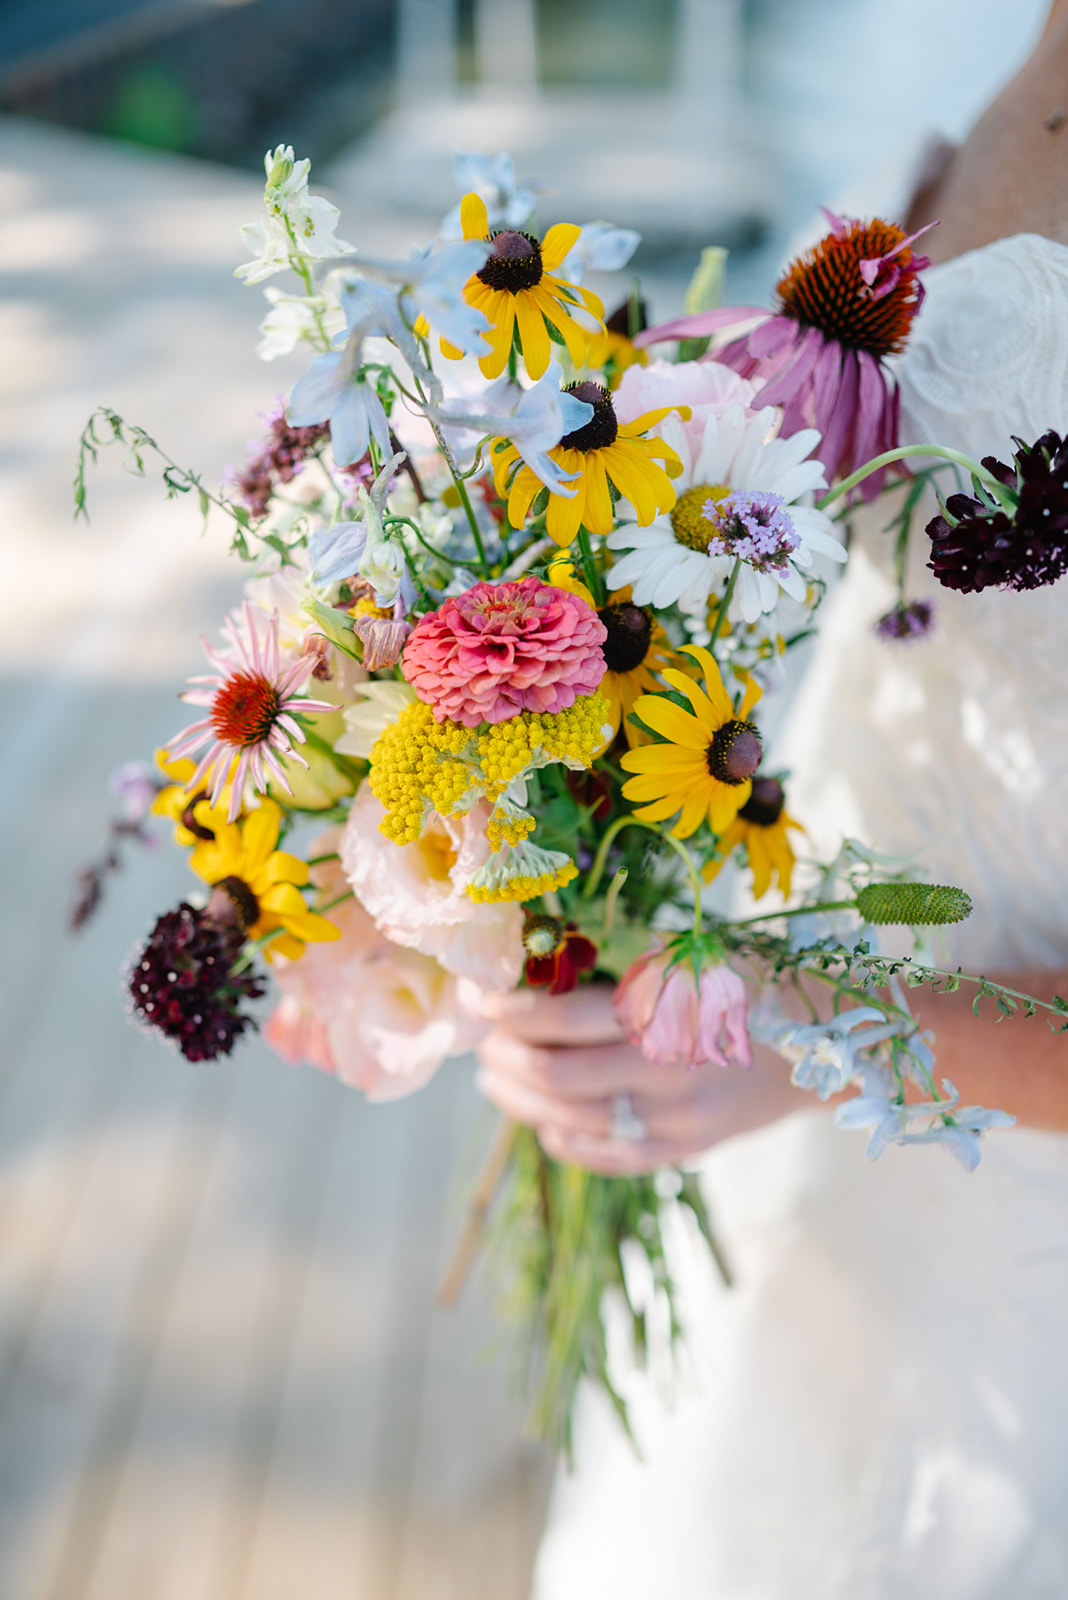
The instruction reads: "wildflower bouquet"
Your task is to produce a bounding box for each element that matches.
[76,148,1068,1453]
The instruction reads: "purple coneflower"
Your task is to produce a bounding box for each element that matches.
[637,212,935,497]
[167,601,333,821]
[926,431,1068,593]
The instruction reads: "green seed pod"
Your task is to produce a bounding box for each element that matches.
[854,882,973,926]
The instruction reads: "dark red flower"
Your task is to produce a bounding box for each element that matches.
[523,917,598,996]
[128,902,265,1062]
[926,431,1068,593]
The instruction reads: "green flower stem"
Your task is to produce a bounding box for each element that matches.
[817,445,1007,510]
[727,898,858,929]
[707,559,741,653]
[384,514,484,571]
[316,889,355,915]
[575,524,605,606]
[413,374,490,571]
[583,815,704,934]
[305,851,340,867]
[281,218,333,351]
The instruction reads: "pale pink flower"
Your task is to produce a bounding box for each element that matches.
[615,943,752,1070]
[614,358,758,456]
[340,788,524,989]
[401,575,606,727]
[166,601,333,821]
[266,847,491,1099]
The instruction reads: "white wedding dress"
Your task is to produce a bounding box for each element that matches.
[532,138,1068,1600]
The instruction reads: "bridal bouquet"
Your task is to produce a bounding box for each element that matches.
[75,148,1068,1452]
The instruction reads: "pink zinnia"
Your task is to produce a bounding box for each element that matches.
[637,211,935,499]
[401,575,607,727]
[167,601,333,821]
[615,943,752,1070]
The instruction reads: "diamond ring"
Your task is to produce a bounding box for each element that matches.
[610,1092,647,1144]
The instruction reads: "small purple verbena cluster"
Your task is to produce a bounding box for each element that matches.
[230,401,329,520]
[701,490,800,573]
[874,598,936,643]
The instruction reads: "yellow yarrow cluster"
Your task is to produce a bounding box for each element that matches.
[368,690,612,845]
[487,805,537,851]
[466,844,579,904]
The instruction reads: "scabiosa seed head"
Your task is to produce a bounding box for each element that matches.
[128,902,266,1062]
[926,431,1068,593]
[875,598,936,641]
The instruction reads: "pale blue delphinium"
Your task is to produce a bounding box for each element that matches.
[427,359,594,496]
[439,151,537,240]
[308,452,414,606]
[287,334,392,467]
[755,1006,898,1100]
[556,221,642,288]
[835,1069,1015,1171]
[328,239,493,365]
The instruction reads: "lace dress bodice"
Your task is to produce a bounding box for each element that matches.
[533,140,1068,1600]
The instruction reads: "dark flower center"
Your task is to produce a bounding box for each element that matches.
[739,776,785,826]
[560,382,618,452]
[597,602,652,673]
[523,914,565,959]
[706,719,762,785]
[477,229,543,292]
[211,671,280,748]
[209,875,261,932]
[605,296,649,337]
[776,218,925,359]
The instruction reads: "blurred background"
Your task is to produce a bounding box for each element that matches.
[0,0,1049,1594]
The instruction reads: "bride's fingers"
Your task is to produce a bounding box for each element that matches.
[469,985,625,1046]
[475,1066,613,1136]
[478,1030,695,1100]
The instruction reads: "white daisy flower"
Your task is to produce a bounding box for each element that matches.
[606,404,845,624]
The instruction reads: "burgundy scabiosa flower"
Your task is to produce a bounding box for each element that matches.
[523,916,598,996]
[129,902,266,1062]
[637,212,935,497]
[926,431,1068,593]
[401,575,607,727]
[875,598,936,641]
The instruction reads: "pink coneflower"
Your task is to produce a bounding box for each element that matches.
[637,212,935,498]
[167,602,333,820]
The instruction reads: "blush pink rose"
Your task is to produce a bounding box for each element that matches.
[401,575,607,727]
[264,837,491,1099]
[614,943,752,1070]
[614,358,758,456]
[339,788,524,990]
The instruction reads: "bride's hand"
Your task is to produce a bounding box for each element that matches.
[474,983,810,1177]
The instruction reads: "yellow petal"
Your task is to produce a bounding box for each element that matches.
[242,799,282,866]
[460,192,489,240]
[579,450,614,535]
[478,297,515,379]
[658,667,722,730]
[679,645,733,718]
[546,472,586,547]
[541,222,582,272]
[513,289,552,379]
[533,283,588,365]
[630,695,710,748]
[603,445,658,525]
